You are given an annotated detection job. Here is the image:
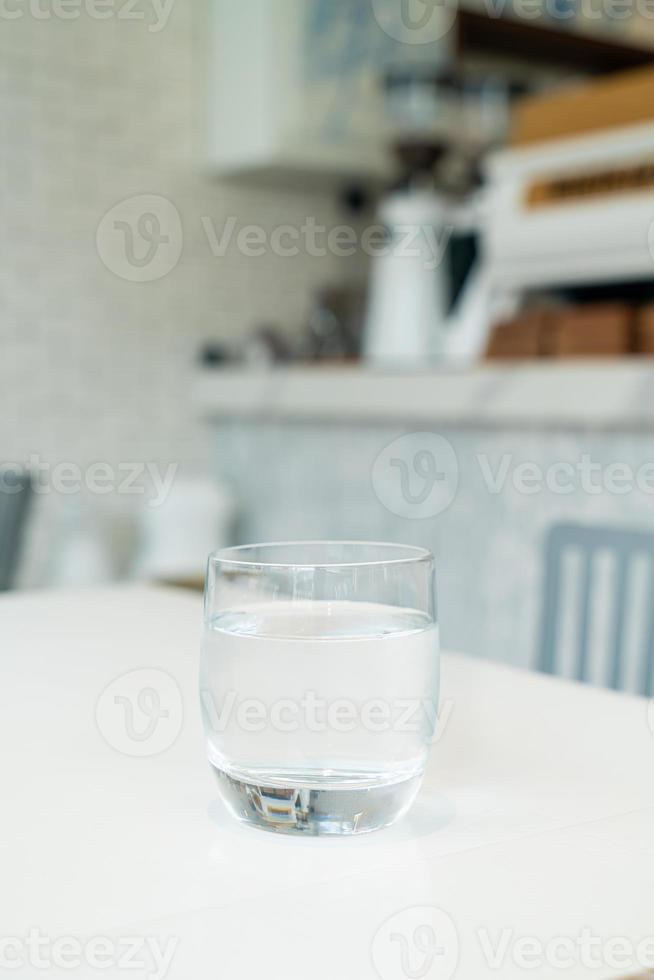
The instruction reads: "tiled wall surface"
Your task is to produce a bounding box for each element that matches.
[0,1,359,472]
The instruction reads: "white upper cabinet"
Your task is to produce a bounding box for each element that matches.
[207,0,451,182]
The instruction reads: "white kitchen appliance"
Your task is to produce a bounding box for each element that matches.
[479,121,654,337]
[432,120,654,363]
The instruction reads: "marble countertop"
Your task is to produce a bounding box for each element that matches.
[195,361,654,430]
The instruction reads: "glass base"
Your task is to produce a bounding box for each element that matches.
[212,765,423,836]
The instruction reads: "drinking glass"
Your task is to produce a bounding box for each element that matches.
[200,541,439,836]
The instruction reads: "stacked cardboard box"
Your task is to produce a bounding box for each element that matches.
[486,303,635,359]
[635,305,654,355]
[485,311,549,359]
[512,65,654,147]
[545,303,633,357]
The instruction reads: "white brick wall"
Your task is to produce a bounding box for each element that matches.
[0,0,361,471]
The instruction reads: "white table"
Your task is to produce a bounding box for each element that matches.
[1,586,652,980]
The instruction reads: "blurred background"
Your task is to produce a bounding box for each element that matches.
[4,0,654,695]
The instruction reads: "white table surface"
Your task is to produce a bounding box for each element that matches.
[1,585,652,980]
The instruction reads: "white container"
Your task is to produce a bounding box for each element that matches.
[363,189,451,364]
[134,478,236,585]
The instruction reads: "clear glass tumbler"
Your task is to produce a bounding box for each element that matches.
[200,542,439,835]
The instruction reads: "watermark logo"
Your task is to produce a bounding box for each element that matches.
[201,215,451,270]
[96,194,182,282]
[478,453,654,498]
[95,207,451,277]
[371,916,654,977]
[201,688,446,743]
[96,669,183,757]
[373,0,654,35]
[0,0,175,30]
[478,927,654,971]
[370,0,457,43]
[371,907,459,980]
[0,456,178,507]
[372,433,459,520]
[488,0,654,22]
[0,929,178,980]
[373,436,654,518]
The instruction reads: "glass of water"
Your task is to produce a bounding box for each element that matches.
[200,542,439,836]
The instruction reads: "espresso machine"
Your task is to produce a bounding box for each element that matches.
[363,67,514,366]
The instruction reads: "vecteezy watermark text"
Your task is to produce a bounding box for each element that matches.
[0,929,178,979]
[201,689,453,745]
[478,927,654,972]
[201,216,452,270]
[370,0,654,49]
[371,432,654,521]
[484,0,654,22]
[0,0,175,31]
[372,907,654,979]
[0,456,178,507]
[96,193,454,283]
[478,453,654,497]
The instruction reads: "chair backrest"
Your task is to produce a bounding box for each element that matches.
[539,523,654,696]
[0,471,32,590]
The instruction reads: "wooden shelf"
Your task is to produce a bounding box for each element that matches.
[457,11,654,75]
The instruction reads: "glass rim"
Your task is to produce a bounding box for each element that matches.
[208,540,435,570]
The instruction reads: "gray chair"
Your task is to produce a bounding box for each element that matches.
[0,470,32,590]
[539,522,654,696]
